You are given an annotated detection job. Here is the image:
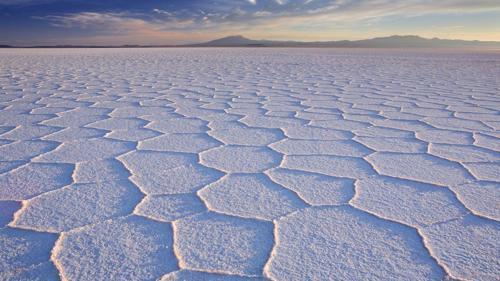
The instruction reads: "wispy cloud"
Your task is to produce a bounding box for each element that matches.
[2,0,499,44]
[34,0,500,31]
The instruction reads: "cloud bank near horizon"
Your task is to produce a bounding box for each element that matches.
[1,0,500,45]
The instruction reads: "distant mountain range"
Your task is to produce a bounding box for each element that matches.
[187,35,500,49]
[2,35,500,49]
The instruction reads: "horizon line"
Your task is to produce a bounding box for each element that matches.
[2,34,500,48]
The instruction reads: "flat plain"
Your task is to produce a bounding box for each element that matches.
[0,48,499,281]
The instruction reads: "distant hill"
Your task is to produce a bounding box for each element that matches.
[185,35,500,49]
[195,35,267,47]
[2,35,499,49]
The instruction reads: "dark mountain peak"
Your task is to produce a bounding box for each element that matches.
[221,35,247,40]
[204,35,256,45]
[385,35,424,39]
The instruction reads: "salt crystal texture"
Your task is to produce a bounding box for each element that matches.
[0,48,498,280]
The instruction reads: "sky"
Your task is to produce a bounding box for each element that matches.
[1,0,500,46]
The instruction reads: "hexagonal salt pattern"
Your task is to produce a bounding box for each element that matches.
[0,48,498,280]
[119,150,223,195]
[0,228,59,280]
[173,212,273,276]
[198,174,306,220]
[54,216,178,280]
[11,180,143,232]
[200,146,281,173]
[266,206,444,280]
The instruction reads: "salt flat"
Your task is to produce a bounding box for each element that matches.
[0,48,499,281]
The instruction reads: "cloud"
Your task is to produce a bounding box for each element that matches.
[25,0,500,44]
[40,12,144,31]
[152,9,173,17]
[29,1,500,29]
[152,0,500,27]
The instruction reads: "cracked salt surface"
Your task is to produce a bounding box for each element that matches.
[0,48,499,280]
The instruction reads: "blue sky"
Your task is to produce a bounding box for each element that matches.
[1,0,499,45]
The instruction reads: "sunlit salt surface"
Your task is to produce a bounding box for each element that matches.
[0,48,499,280]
